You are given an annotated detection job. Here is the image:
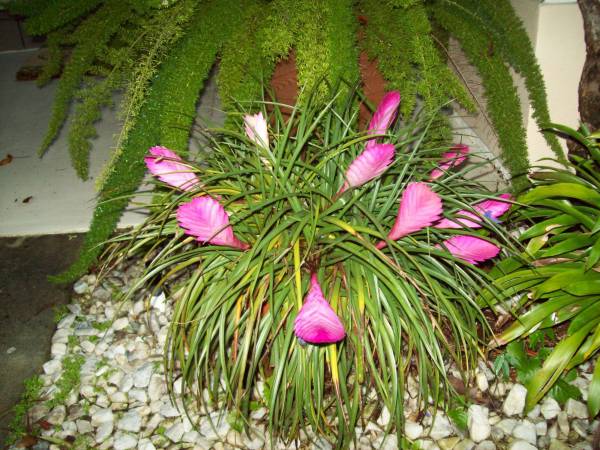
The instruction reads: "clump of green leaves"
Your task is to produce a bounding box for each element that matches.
[493,332,582,406]
[104,88,512,445]
[484,124,600,414]
[6,376,44,446]
[46,354,85,410]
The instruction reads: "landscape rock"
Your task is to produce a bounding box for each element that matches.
[503,384,527,416]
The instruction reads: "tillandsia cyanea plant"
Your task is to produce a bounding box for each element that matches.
[106,88,514,445]
[483,124,600,416]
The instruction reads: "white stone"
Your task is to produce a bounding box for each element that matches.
[151,291,167,313]
[109,391,128,404]
[73,279,88,294]
[137,438,157,450]
[548,442,571,450]
[159,402,180,418]
[57,314,76,329]
[129,388,148,403]
[496,418,517,435]
[377,406,391,428]
[438,437,460,449]
[113,317,129,331]
[490,382,507,398]
[540,397,561,420]
[76,419,92,434]
[468,405,490,443]
[405,420,423,440]
[476,373,489,392]
[565,399,588,419]
[133,363,153,388]
[454,440,475,450]
[91,408,114,427]
[572,419,589,438]
[512,420,537,445]
[113,432,138,450]
[526,404,540,419]
[43,359,62,375]
[535,420,547,436]
[508,441,537,450]
[118,373,134,393]
[81,340,96,353]
[95,422,113,443]
[148,374,165,401]
[557,411,570,436]
[474,442,496,450]
[51,343,67,356]
[503,384,527,416]
[47,406,66,425]
[118,410,142,433]
[428,414,454,440]
[199,412,230,440]
[165,421,185,442]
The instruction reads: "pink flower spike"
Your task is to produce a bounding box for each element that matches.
[376,182,442,248]
[367,91,401,136]
[435,194,513,229]
[294,274,346,345]
[339,143,395,193]
[176,197,249,250]
[429,144,470,181]
[243,112,269,150]
[144,146,199,191]
[442,235,500,264]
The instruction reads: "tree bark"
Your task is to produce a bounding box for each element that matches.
[577,0,600,133]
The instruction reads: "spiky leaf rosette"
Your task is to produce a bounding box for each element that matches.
[104,89,512,445]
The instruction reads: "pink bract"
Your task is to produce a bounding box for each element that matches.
[176,196,248,250]
[144,146,199,191]
[243,112,269,150]
[340,143,395,193]
[377,182,443,248]
[442,235,500,264]
[435,193,513,229]
[294,274,346,345]
[367,91,401,137]
[429,144,470,181]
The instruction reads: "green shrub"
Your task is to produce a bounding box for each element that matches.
[484,124,600,415]
[105,88,512,445]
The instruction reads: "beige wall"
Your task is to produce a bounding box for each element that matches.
[513,2,586,165]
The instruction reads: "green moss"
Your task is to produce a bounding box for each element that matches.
[46,355,85,410]
[6,376,44,446]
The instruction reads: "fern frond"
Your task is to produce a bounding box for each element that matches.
[24,0,102,36]
[37,1,130,156]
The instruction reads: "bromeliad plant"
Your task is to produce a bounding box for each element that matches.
[107,90,513,445]
[484,124,600,416]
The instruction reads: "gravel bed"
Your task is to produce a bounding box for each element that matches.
[7,261,600,450]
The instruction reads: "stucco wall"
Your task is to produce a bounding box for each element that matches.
[512,1,586,165]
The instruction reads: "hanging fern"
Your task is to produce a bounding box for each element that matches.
[360,0,474,118]
[23,0,102,36]
[36,29,69,87]
[97,1,196,189]
[53,0,242,283]
[37,0,130,156]
[217,1,275,116]
[68,76,120,179]
[432,3,529,191]
[443,0,565,162]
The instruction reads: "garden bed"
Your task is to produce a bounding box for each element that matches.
[6,257,598,450]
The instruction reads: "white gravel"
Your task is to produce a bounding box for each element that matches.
[8,261,600,450]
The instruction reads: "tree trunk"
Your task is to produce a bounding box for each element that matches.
[577,0,600,133]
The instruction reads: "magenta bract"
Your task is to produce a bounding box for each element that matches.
[176,196,248,250]
[144,146,199,191]
[294,274,346,345]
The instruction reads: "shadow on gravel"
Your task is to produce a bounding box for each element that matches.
[0,234,83,446]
